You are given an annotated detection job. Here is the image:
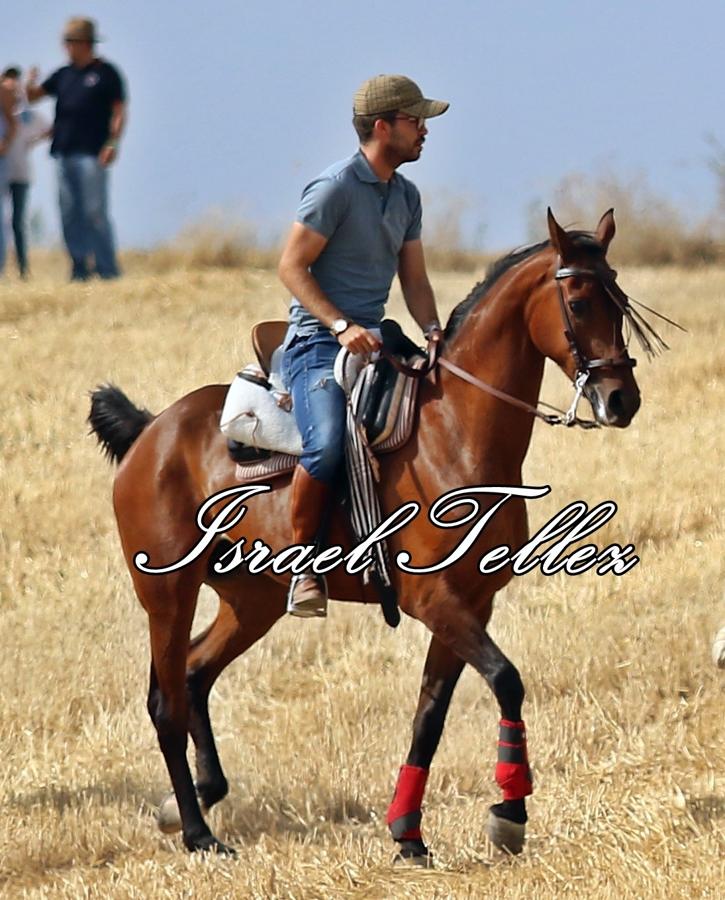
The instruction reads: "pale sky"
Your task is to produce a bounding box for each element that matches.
[4,0,724,250]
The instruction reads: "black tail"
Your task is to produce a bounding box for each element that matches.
[88,384,154,464]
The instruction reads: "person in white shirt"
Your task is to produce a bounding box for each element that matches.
[1,67,50,278]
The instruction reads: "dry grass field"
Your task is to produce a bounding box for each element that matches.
[1,255,723,899]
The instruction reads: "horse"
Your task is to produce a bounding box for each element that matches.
[89,209,651,863]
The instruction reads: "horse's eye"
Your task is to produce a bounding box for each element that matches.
[569,299,590,317]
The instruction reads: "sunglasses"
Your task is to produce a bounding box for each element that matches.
[393,114,426,130]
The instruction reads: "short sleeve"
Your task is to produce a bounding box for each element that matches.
[110,66,126,103]
[295,176,349,239]
[403,184,422,242]
[106,64,126,103]
[41,69,60,97]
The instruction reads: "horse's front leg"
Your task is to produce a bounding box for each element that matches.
[387,636,464,865]
[474,629,531,854]
[416,598,532,856]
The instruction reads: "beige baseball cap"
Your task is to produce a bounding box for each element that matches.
[353,74,449,119]
[63,17,102,43]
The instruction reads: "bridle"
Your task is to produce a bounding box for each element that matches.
[383,257,644,429]
[555,263,637,376]
[547,260,637,427]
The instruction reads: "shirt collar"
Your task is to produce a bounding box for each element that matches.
[352,149,396,185]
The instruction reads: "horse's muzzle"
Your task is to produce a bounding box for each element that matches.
[586,381,641,428]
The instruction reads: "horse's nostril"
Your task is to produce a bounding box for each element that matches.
[608,389,640,421]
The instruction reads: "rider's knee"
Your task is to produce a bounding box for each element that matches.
[303,439,344,482]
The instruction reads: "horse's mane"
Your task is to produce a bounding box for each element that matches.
[445,233,604,340]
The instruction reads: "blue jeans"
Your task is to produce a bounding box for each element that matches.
[57,154,120,279]
[0,156,7,274]
[281,332,347,484]
[9,182,29,276]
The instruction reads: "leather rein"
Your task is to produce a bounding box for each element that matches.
[380,261,638,430]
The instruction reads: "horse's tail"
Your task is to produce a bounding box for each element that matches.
[88,384,154,465]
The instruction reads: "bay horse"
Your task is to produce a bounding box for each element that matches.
[89,210,649,862]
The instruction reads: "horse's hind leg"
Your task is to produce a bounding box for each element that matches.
[157,578,286,834]
[144,573,233,854]
[387,636,464,864]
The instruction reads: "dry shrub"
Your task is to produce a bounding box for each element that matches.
[529,170,724,266]
[139,211,280,273]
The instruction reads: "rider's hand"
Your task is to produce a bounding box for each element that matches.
[424,322,443,343]
[338,324,382,355]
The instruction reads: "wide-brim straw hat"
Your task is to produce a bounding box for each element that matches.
[353,74,449,119]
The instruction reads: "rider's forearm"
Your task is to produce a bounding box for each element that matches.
[278,263,347,329]
[402,280,441,333]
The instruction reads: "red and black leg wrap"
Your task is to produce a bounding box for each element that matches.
[386,765,429,841]
[495,719,533,800]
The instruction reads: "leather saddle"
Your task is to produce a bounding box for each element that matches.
[226,319,423,465]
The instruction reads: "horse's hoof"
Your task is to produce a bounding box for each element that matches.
[186,833,237,855]
[393,851,434,868]
[486,810,526,855]
[156,791,208,834]
[189,834,237,856]
[156,791,183,833]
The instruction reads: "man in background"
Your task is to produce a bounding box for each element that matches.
[1,66,50,278]
[0,72,18,275]
[26,17,126,281]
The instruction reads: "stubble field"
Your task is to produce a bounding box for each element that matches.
[0,258,723,898]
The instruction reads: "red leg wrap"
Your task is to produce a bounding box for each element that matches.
[386,765,429,841]
[495,719,533,800]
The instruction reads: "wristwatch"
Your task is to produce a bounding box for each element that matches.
[330,318,350,337]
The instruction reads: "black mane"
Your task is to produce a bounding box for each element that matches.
[444,233,605,340]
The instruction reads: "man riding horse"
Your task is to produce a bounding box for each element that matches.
[278,74,447,618]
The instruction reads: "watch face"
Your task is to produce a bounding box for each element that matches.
[333,319,348,334]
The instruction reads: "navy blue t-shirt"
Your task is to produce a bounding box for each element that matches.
[42,59,125,156]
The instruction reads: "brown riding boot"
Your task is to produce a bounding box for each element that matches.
[287,465,333,618]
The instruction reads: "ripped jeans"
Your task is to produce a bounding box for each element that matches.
[281,331,347,484]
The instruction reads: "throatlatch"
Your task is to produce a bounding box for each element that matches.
[495,719,533,800]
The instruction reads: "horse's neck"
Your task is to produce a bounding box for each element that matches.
[426,256,547,483]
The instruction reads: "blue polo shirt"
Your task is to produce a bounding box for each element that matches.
[286,150,422,339]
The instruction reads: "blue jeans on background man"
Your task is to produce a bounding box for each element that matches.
[281,331,347,484]
[9,183,29,277]
[0,156,7,274]
[57,154,120,280]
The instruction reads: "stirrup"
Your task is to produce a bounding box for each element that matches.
[286,573,328,618]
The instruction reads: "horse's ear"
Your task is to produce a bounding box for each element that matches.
[595,208,616,252]
[547,207,575,262]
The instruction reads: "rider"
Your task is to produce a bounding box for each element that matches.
[278,74,448,618]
